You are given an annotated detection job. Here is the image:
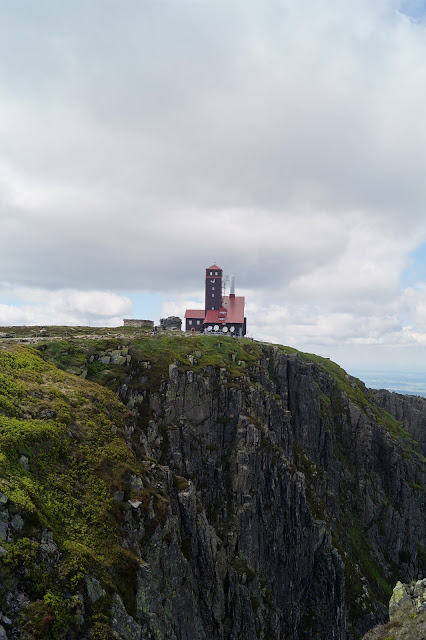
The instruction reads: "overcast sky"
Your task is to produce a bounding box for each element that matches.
[2,0,426,375]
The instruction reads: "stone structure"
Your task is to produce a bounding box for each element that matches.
[123,319,154,328]
[159,316,182,331]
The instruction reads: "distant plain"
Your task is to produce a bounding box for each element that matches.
[351,370,426,398]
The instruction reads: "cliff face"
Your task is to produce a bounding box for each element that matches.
[372,389,426,458]
[0,336,425,640]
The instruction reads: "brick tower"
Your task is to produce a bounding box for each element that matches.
[205,264,223,312]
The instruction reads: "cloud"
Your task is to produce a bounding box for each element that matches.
[2,1,426,366]
[0,285,131,327]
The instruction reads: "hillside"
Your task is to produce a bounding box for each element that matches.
[0,331,424,639]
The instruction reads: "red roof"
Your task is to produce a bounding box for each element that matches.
[206,264,221,271]
[203,297,245,325]
[184,309,205,319]
[204,309,225,324]
[221,295,245,324]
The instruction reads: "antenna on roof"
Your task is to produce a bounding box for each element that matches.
[222,274,229,301]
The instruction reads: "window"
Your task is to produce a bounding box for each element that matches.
[188,320,192,325]
[215,271,218,275]
[196,320,200,325]
[212,293,214,297]
[211,307,214,310]
[210,271,213,275]
[212,286,215,290]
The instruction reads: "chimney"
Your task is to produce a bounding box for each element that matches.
[230,275,235,298]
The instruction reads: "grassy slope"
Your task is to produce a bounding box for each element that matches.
[0,345,150,638]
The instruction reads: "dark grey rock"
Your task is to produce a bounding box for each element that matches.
[10,515,23,531]
[373,389,426,457]
[160,316,182,331]
[0,513,8,542]
[113,346,425,639]
[111,593,141,640]
[85,576,106,604]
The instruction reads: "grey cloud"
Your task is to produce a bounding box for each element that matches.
[2,0,426,304]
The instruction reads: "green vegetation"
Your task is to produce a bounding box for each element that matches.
[173,474,190,492]
[416,541,426,570]
[129,333,264,388]
[348,522,393,599]
[0,325,153,340]
[232,556,256,582]
[0,345,149,636]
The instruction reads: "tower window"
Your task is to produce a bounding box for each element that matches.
[210,271,213,275]
[215,271,218,275]
[212,287,215,290]
[212,293,214,297]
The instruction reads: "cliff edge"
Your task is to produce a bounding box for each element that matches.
[0,334,424,639]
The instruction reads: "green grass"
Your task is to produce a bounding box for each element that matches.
[348,522,393,601]
[0,345,155,635]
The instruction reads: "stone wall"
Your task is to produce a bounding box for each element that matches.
[123,319,154,328]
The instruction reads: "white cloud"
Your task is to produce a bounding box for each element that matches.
[0,285,131,327]
[2,1,426,368]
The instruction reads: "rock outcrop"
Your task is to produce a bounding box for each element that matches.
[362,578,426,639]
[372,389,426,457]
[0,336,424,640]
[159,316,182,331]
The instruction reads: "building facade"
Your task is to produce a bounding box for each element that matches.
[185,264,246,336]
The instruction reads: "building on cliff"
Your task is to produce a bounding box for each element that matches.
[184,264,246,336]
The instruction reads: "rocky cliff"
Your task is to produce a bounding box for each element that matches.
[0,334,424,640]
[372,389,426,458]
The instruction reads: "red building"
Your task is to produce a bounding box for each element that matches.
[185,265,247,336]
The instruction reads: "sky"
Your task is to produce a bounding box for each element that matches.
[2,0,426,377]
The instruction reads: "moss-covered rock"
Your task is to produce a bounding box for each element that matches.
[363,579,426,639]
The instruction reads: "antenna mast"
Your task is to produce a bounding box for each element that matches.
[222,274,229,303]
